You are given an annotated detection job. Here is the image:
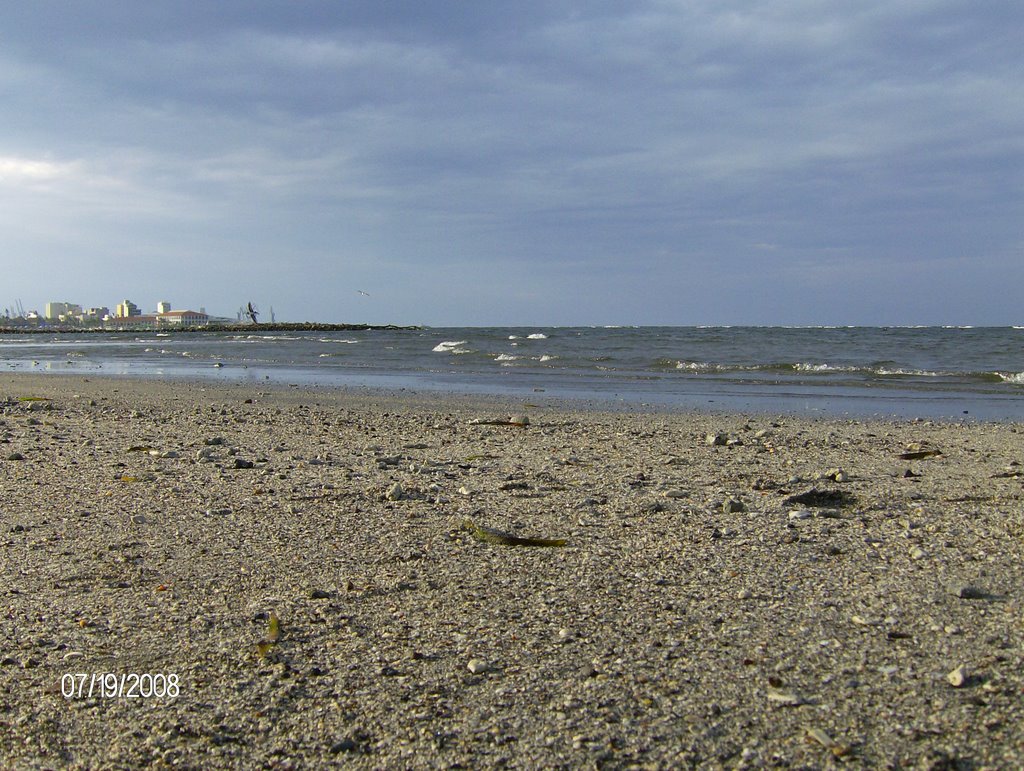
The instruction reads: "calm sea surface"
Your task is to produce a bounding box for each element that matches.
[3,326,1023,419]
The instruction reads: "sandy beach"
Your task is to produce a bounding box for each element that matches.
[1,372,1022,769]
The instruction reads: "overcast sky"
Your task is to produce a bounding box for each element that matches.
[2,1,1021,326]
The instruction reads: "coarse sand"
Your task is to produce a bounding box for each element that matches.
[1,374,1022,769]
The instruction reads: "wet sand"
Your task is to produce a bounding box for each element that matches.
[2,373,1022,768]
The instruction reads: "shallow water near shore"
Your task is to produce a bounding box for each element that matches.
[2,325,1022,419]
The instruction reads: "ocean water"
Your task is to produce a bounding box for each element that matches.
[2,326,1023,419]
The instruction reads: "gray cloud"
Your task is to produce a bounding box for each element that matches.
[1,1,1021,324]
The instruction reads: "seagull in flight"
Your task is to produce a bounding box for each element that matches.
[356,290,370,297]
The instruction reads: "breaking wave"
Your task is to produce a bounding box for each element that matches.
[432,340,471,354]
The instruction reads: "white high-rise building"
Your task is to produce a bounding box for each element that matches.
[156,301,171,314]
[115,300,141,318]
[45,301,81,319]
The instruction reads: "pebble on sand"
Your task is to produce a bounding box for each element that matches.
[947,665,969,688]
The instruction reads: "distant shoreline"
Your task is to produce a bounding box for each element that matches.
[0,322,421,334]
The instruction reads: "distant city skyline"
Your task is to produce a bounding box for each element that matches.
[2,3,1022,326]
[1,297,219,327]
[7,296,262,323]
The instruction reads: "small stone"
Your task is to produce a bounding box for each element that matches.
[310,589,332,600]
[909,546,928,560]
[705,432,728,446]
[329,738,359,754]
[6,452,24,461]
[722,498,745,513]
[232,458,254,469]
[947,583,986,600]
[785,487,855,508]
[947,665,968,688]
[467,658,488,674]
[385,483,404,501]
[131,514,147,525]
[789,509,812,521]
[509,415,530,426]
[737,588,753,600]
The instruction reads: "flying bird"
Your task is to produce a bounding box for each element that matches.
[356,290,370,297]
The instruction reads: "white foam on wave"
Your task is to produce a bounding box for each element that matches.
[433,340,467,352]
[875,367,940,377]
[527,333,547,339]
[433,340,473,354]
[495,354,519,361]
[538,354,557,362]
[675,361,719,372]
[795,362,843,373]
[999,372,1024,384]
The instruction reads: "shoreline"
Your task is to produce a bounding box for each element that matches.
[6,367,1024,424]
[2,373,1022,767]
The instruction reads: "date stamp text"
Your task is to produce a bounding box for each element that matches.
[61,673,180,699]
